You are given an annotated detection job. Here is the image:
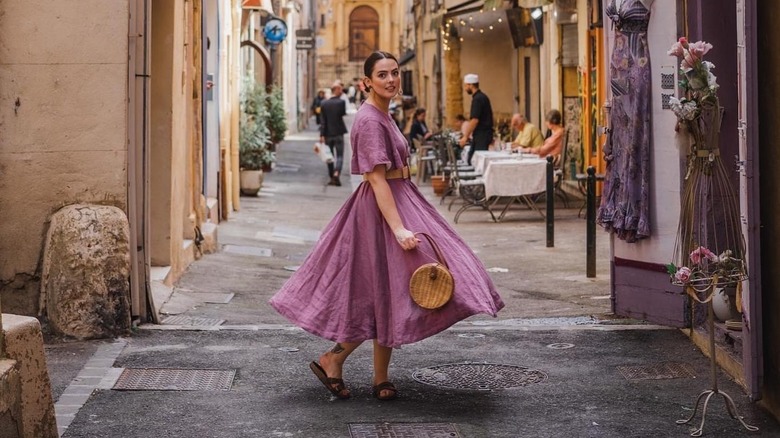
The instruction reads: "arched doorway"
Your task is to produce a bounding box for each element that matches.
[349,6,379,61]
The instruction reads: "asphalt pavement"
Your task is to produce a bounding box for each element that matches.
[44,120,779,437]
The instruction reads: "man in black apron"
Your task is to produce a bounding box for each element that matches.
[459,74,494,166]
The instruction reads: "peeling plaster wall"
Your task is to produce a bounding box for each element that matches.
[0,0,130,315]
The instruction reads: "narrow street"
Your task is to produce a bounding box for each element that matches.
[47,123,779,437]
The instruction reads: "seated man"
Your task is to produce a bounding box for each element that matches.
[510,113,544,151]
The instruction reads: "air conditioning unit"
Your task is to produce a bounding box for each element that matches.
[553,0,577,24]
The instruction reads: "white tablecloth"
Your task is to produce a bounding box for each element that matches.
[482,158,548,199]
[472,151,540,174]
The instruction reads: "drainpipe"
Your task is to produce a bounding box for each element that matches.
[127,0,154,322]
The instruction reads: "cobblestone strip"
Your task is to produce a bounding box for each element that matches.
[55,339,127,437]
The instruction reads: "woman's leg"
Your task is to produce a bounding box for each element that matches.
[372,340,395,398]
[319,342,361,386]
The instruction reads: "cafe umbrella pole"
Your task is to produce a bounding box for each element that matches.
[546,156,554,247]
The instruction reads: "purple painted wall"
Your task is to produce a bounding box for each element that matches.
[612,258,687,328]
[757,0,780,416]
[686,0,739,187]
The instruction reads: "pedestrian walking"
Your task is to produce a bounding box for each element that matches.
[311,90,325,126]
[459,73,494,165]
[269,51,504,401]
[319,81,348,186]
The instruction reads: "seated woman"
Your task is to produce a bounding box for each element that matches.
[409,108,433,145]
[522,109,564,160]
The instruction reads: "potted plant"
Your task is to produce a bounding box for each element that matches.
[239,78,274,195]
[266,85,288,157]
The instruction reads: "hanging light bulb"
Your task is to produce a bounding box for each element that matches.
[459,37,464,42]
[479,28,484,33]
[470,27,474,32]
[498,18,503,23]
[489,25,494,30]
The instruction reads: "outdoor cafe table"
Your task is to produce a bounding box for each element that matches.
[472,150,541,174]
[481,158,548,221]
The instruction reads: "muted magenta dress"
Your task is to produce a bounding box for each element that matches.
[270,103,504,348]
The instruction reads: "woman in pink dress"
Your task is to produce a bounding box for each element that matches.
[270,51,504,401]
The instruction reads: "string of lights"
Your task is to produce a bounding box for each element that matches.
[440,6,542,52]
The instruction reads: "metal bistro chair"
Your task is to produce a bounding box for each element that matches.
[413,138,438,185]
[441,138,481,206]
[449,162,493,223]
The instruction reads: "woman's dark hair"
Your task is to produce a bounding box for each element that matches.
[363,51,399,78]
[414,108,426,117]
[545,109,562,126]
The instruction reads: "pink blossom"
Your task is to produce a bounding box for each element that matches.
[675,266,692,283]
[667,41,685,58]
[690,246,717,265]
[683,49,699,71]
[688,41,713,59]
[678,37,689,47]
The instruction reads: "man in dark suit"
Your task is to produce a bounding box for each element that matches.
[320,81,348,186]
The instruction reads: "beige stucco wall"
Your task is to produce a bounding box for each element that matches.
[0,0,129,314]
[459,22,516,122]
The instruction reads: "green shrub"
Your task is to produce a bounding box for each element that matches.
[239,78,274,170]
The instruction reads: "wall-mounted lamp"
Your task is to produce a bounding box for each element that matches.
[531,8,543,20]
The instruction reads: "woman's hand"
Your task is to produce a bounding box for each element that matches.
[393,228,419,250]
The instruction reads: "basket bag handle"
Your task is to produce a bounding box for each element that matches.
[414,232,449,269]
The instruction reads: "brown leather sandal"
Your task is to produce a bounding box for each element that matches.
[372,381,398,400]
[309,361,350,399]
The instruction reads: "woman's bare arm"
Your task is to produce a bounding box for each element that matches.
[364,164,418,250]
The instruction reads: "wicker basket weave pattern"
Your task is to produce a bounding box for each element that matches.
[409,233,454,309]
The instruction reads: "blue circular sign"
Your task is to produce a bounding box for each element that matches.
[263,18,288,45]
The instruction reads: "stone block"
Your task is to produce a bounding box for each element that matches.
[2,314,57,438]
[41,204,131,339]
[0,359,22,438]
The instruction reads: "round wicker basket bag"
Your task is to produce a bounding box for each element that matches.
[409,233,454,309]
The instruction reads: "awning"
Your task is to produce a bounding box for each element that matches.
[242,0,274,14]
[446,0,551,11]
[398,50,416,66]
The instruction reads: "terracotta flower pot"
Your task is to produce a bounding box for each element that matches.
[431,175,449,196]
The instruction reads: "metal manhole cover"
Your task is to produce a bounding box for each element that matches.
[412,363,547,390]
[546,343,575,349]
[349,423,460,438]
[161,315,225,326]
[617,362,696,381]
[113,368,235,391]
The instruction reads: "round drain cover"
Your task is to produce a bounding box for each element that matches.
[412,363,547,390]
[546,343,575,350]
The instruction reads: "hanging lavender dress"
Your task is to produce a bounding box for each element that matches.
[597,0,651,242]
[270,103,504,348]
